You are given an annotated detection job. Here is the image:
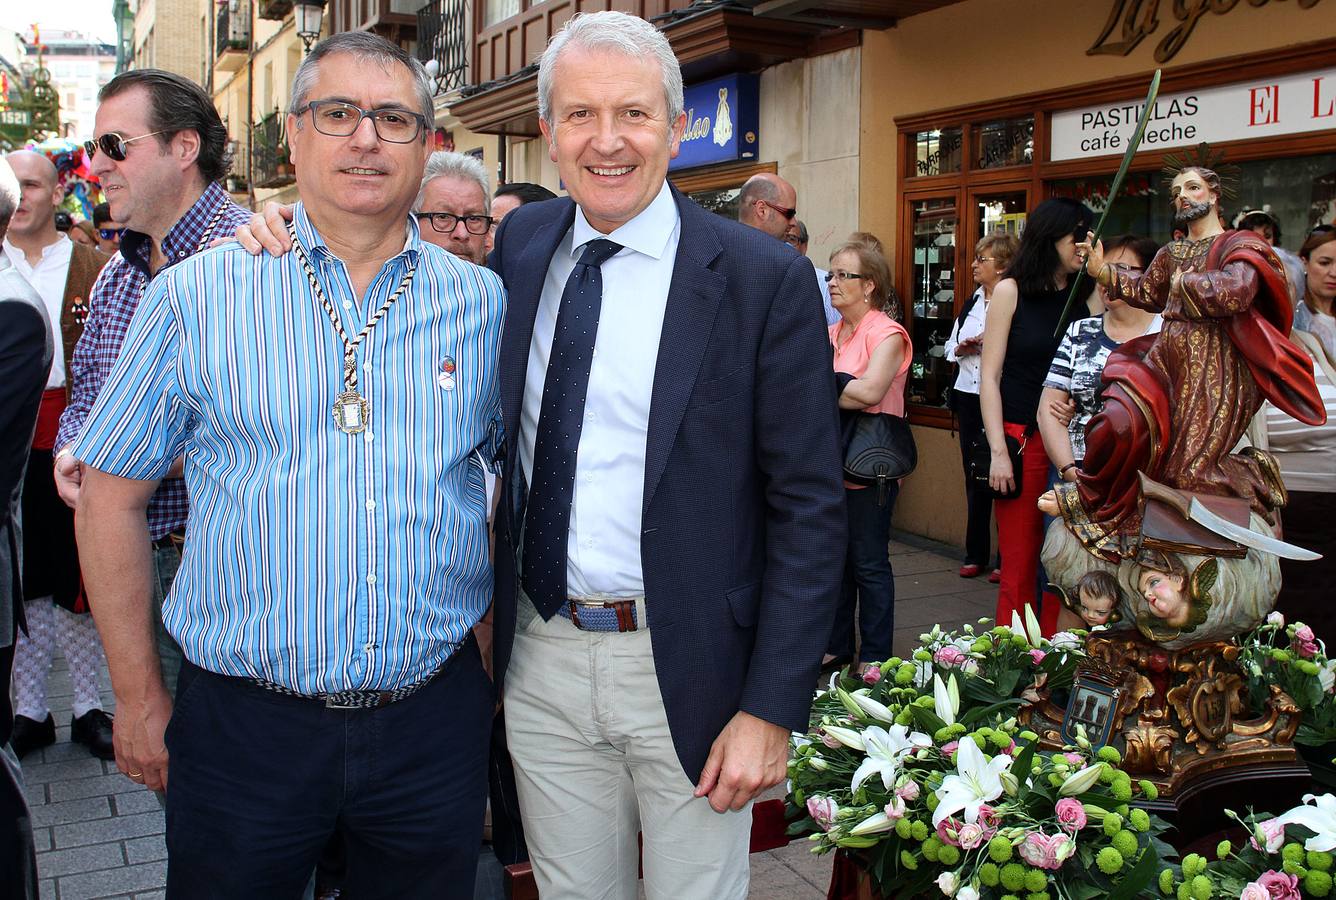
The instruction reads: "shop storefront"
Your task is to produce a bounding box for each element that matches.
[859,0,1336,545]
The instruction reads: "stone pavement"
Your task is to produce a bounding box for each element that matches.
[17,531,996,899]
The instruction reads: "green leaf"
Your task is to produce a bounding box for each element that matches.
[1105,833,1161,900]
[910,704,947,735]
[1011,740,1038,799]
[961,698,1024,727]
[994,668,1022,698]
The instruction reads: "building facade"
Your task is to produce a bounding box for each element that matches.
[132,0,206,81]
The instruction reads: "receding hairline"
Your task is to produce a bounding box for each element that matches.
[4,150,58,188]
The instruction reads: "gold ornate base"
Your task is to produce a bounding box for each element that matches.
[1023,633,1301,797]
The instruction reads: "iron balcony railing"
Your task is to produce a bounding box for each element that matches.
[215,1,250,57]
[251,110,294,189]
[416,0,468,96]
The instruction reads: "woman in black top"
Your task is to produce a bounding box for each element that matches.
[979,198,1093,628]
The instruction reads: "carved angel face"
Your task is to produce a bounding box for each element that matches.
[1138,569,1190,627]
[1077,587,1117,627]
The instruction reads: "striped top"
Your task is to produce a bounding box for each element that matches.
[1265,329,1336,494]
[73,204,506,693]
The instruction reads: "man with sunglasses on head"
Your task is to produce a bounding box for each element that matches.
[2,149,114,763]
[53,71,253,727]
[71,33,503,896]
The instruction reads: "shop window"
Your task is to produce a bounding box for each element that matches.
[912,127,962,178]
[973,116,1033,170]
[671,161,778,222]
[906,198,958,410]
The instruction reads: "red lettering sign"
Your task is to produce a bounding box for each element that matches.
[1249,85,1279,126]
[1316,78,1335,120]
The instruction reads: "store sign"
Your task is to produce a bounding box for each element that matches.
[1089,0,1324,64]
[668,74,759,172]
[1050,67,1336,161]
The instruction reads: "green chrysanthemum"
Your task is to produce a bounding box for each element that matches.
[895,817,913,840]
[1096,847,1124,874]
[1000,863,1027,892]
[1026,893,1050,900]
[1112,829,1138,859]
[989,835,1014,863]
[938,845,961,866]
[1305,869,1334,897]
[911,820,930,841]
[1103,813,1123,837]
[1138,780,1159,800]
[1130,808,1151,832]
[1189,875,1212,900]
[980,863,1000,887]
[899,850,917,870]
[1216,840,1232,860]
[1309,850,1334,873]
[1283,843,1307,865]
[1181,854,1206,878]
[1097,746,1122,764]
[1158,868,1176,896]
[1110,779,1134,802]
[1023,868,1048,892]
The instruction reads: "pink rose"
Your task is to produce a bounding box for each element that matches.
[940,740,960,757]
[896,779,921,802]
[1029,648,1047,665]
[863,666,883,685]
[1055,797,1088,833]
[1064,752,1085,766]
[977,805,1001,830]
[1240,883,1271,900]
[1250,818,1285,853]
[1267,611,1285,628]
[820,732,841,749]
[1256,870,1302,900]
[807,796,839,831]
[1018,831,1076,870]
[934,645,967,668]
[956,822,988,850]
[1293,625,1319,659]
[884,796,908,822]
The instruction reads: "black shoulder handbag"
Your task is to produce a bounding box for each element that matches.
[844,413,917,506]
[966,426,1031,500]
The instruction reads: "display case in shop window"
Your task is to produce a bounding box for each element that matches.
[906,198,958,411]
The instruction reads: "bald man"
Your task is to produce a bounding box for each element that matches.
[737,172,797,241]
[1,151,113,762]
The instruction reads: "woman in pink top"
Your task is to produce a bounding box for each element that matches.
[823,240,912,675]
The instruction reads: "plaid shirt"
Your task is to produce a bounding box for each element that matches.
[57,183,253,540]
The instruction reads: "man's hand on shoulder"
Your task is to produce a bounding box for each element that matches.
[234,202,296,257]
[693,710,789,813]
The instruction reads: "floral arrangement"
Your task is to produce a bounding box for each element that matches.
[787,611,1169,899]
[1236,615,1336,748]
[1155,794,1336,899]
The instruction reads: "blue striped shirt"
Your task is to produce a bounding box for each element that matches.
[73,205,505,693]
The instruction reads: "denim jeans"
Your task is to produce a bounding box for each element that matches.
[152,539,186,696]
[827,483,899,664]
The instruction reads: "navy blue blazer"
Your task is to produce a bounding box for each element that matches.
[489,187,846,781]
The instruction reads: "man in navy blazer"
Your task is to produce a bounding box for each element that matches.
[488,12,845,899]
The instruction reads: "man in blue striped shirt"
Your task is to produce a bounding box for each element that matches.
[72,33,503,897]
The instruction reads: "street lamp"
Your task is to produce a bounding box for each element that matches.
[294,0,326,53]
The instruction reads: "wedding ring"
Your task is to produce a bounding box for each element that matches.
[127,771,143,778]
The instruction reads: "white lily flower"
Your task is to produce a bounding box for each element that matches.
[936,871,959,896]
[1058,764,1105,797]
[934,673,959,727]
[1275,793,1336,852]
[849,690,897,723]
[1320,660,1336,695]
[849,811,899,835]
[851,725,932,793]
[823,725,866,752]
[932,735,1010,827]
[957,886,980,900]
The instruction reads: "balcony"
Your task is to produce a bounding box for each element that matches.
[252,111,295,189]
[224,139,250,196]
[215,2,250,71]
[329,0,417,45]
[257,0,293,20]
[415,0,468,96]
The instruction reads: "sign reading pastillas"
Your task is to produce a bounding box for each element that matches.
[669,73,760,172]
[1051,67,1336,161]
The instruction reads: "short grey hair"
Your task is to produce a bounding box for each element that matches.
[0,157,18,228]
[415,151,491,214]
[537,11,683,127]
[290,32,435,135]
[792,218,810,244]
[738,175,782,209]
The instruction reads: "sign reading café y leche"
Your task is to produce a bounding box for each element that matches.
[1050,67,1336,161]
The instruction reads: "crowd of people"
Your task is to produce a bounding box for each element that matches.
[0,8,1333,899]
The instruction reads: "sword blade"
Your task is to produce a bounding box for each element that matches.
[1187,498,1322,561]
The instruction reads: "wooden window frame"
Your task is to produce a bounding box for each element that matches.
[894,36,1336,427]
[669,160,777,194]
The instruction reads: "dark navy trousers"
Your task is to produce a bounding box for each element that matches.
[164,639,492,899]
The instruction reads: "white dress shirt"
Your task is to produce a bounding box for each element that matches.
[3,235,72,389]
[814,266,839,325]
[945,286,987,395]
[520,181,681,597]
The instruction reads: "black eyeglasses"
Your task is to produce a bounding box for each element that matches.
[415,212,494,235]
[973,255,996,263]
[824,270,865,282]
[84,130,168,162]
[760,199,797,220]
[297,100,426,144]
[98,227,125,241]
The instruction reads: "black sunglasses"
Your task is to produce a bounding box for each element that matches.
[97,227,125,241]
[84,130,168,162]
[760,199,797,220]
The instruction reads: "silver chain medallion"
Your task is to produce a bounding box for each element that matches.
[333,390,369,434]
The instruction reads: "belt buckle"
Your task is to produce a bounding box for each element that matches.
[324,692,362,710]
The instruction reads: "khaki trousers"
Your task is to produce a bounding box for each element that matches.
[504,593,751,900]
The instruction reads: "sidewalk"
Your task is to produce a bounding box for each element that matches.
[18,531,996,899]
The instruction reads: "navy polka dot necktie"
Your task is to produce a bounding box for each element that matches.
[523,238,624,617]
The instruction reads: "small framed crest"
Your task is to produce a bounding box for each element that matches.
[1061,667,1123,750]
